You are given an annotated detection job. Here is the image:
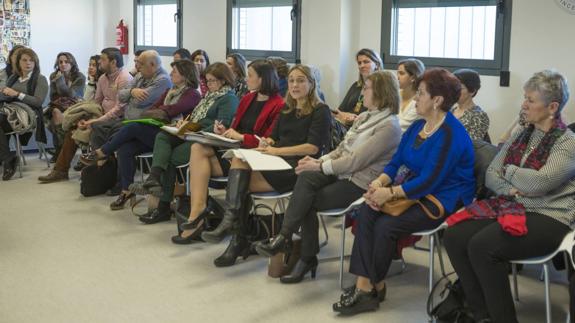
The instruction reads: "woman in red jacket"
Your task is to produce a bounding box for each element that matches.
[172,59,284,244]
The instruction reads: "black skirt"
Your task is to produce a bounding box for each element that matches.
[260,157,298,193]
[214,148,231,176]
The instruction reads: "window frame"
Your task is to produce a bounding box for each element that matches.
[381,0,512,77]
[133,0,183,56]
[226,0,302,63]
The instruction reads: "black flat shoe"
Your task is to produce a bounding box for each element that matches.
[171,222,205,245]
[333,288,379,316]
[280,257,318,284]
[139,207,172,224]
[178,207,212,231]
[110,192,136,210]
[213,234,251,267]
[79,151,107,166]
[2,156,18,181]
[341,284,386,303]
[254,234,292,257]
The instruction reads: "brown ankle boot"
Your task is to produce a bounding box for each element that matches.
[38,170,69,183]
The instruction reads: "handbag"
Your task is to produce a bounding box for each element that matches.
[427,273,474,323]
[380,194,445,220]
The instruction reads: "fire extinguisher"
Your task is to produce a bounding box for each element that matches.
[116,19,129,55]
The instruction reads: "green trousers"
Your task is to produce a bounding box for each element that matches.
[151,132,191,202]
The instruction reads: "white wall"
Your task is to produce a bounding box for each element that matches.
[93,0,575,140]
[29,0,96,78]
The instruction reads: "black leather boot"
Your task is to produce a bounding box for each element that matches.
[254,233,292,257]
[213,232,251,267]
[201,169,251,243]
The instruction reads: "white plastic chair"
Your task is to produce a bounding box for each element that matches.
[511,230,575,323]
[135,152,153,182]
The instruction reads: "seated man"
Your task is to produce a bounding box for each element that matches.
[38,47,132,183]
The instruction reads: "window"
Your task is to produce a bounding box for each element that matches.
[227,0,301,62]
[382,0,512,77]
[134,0,182,56]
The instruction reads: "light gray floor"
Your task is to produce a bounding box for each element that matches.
[0,155,571,323]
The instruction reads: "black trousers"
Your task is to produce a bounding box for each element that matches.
[0,115,14,162]
[89,119,123,149]
[349,202,444,284]
[280,171,365,258]
[443,214,570,323]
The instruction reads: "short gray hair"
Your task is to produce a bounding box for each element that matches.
[142,50,162,69]
[523,69,570,113]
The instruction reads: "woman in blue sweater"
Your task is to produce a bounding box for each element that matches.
[333,68,476,316]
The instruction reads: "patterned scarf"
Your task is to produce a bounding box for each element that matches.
[189,85,231,123]
[447,118,567,236]
[164,84,189,106]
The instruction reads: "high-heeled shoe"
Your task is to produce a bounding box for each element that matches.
[139,202,172,224]
[254,234,292,257]
[279,257,318,284]
[332,288,379,316]
[341,283,386,303]
[171,221,206,245]
[109,192,136,210]
[178,207,212,231]
[213,234,252,267]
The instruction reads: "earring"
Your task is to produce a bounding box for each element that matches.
[433,105,437,111]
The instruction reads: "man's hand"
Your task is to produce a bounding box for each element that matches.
[131,88,149,101]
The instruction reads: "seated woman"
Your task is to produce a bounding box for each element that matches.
[332,68,476,316]
[134,62,239,224]
[172,59,284,244]
[267,56,289,97]
[396,58,425,132]
[47,52,86,161]
[226,53,249,99]
[191,49,210,97]
[0,45,26,88]
[83,55,103,102]
[82,59,202,210]
[254,71,403,283]
[335,48,383,128]
[0,48,49,180]
[204,64,331,268]
[443,70,574,323]
[451,68,490,141]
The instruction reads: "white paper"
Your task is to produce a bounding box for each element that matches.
[222,149,292,171]
[199,131,240,143]
[160,126,180,135]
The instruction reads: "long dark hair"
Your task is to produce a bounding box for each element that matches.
[89,55,104,82]
[53,52,81,82]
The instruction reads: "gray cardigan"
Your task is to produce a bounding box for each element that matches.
[320,109,401,190]
[486,127,575,227]
[118,67,172,120]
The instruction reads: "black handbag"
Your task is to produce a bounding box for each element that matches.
[427,273,475,323]
[80,158,118,197]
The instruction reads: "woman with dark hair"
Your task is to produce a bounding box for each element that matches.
[444,70,574,323]
[191,49,210,97]
[82,59,202,210]
[452,68,490,141]
[202,64,331,268]
[47,52,86,161]
[226,52,249,98]
[172,59,284,244]
[0,48,49,180]
[332,68,475,316]
[173,48,192,62]
[0,45,26,87]
[83,55,103,101]
[133,62,239,224]
[254,71,402,283]
[397,58,425,131]
[335,48,383,128]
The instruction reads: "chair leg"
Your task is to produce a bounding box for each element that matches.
[428,234,436,310]
[186,168,190,196]
[544,263,551,323]
[318,214,328,248]
[512,263,519,302]
[15,135,23,178]
[139,158,145,182]
[339,215,346,289]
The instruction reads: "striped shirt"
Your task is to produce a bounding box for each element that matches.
[486,127,575,227]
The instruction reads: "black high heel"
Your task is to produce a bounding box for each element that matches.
[279,257,318,284]
[110,192,136,210]
[171,221,206,245]
[254,234,292,257]
[178,207,212,231]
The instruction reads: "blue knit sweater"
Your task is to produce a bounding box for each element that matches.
[384,112,476,213]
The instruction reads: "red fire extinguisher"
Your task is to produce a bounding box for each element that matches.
[116,19,129,55]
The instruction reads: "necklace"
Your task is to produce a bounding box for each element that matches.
[423,115,446,136]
